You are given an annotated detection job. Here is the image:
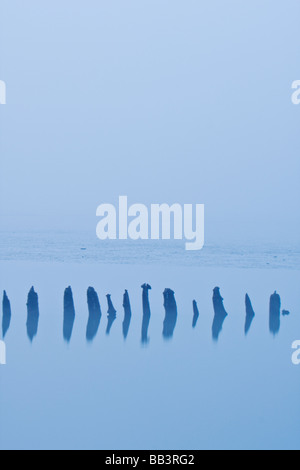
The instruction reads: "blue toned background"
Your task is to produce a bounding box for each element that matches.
[0,0,299,242]
[0,0,299,450]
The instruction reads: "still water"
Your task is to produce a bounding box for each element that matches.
[0,235,299,449]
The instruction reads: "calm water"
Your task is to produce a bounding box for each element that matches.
[0,231,300,269]
[0,233,299,450]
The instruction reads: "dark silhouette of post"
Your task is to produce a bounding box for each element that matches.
[212,287,228,341]
[245,294,255,335]
[106,294,117,335]
[269,291,281,336]
[2,291,11,339]
[141,283,151,345]
[122,290,132,340]
[192,300,199,328]
[86,287,102,342]
[63,286,76,342]
[162,288,178,340]
[26,287,40,342]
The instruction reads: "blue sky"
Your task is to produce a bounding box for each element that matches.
[0,0,299,244]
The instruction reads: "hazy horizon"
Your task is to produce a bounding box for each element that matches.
[1,1,300,246]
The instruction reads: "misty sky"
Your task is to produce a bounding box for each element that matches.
[0,0,299,244]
